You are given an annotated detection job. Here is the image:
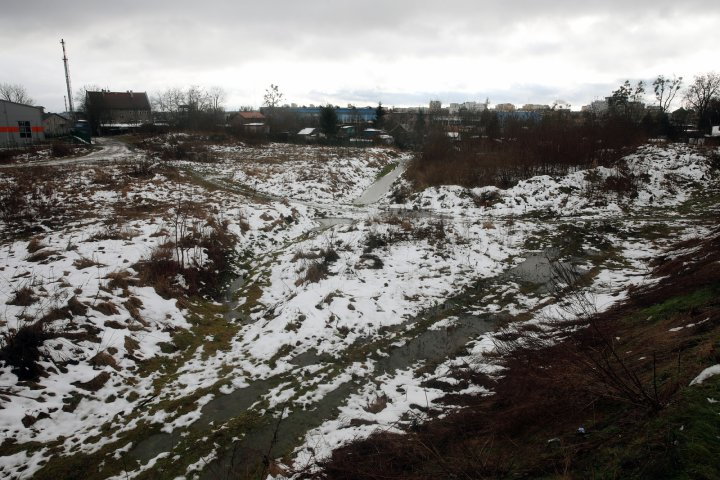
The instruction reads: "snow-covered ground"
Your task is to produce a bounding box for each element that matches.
[390,144,713,217]
[141,135,411,205]
[0,139,717,479]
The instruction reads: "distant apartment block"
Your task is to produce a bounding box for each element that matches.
[494,103,516,112]
[449,102,487,114]
[581,100,609,114]
[520,104,550,112]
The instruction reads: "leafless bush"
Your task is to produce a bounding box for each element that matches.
[51,142,72,158]
[601,169,640,198]
[73,257,104,269]
[134,215,237,300]
[128,157,156,178]
[295,260,329,286]
[406,114,646,189]
[364,393,389,414]
[0,321,50,381]
[7,286,37,306]
[0,168,67,234]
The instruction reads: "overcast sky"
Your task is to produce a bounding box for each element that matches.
[2,0,718,112]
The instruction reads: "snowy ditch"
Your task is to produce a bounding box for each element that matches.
[0,139,717,479]
[126,247,574,476]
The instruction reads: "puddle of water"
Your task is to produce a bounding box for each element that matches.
[353,161,406,205]
[200,380,359,480]
[509,248,580,292]
[223,275,248,322]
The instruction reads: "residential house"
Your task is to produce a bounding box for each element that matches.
[231,111,269,135]
[338,125,357,137]
[42,112,72,137]
[297,127,319,142]
[85,90,152,133]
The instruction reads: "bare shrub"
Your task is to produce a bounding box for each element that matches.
[0,322,50,381]
[27,237,45,253]
[406,112,646,190]
[602,171,640,198]
[364,393,389,414]
[135,216,237,300]
[74,371,111,392]
[92,168,116,186]
[0,166,68,235]
[26,249,57,263]
[295,260,329,286]
[73,257,104,269]
[92,301,120,316]
[128,158,156,178]
[7,286,37,306]
[51,142,72,158]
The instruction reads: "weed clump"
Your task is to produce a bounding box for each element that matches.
[0,322,50,381]
[134,216,237,300]
[7,287,37,306]
[51,142,72,158]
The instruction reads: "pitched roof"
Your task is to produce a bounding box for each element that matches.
[86,91,151,111]
[0,98,44,111]
[237,111,265,120]
[43,112,71,121]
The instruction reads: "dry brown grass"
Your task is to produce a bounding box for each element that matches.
[295,260,329,286]
[92,301,120,316]
[310,225,720,480]
[27,237,46,253]
[73,257,104,270]
[7,286,37,306]
[74,371,111,392]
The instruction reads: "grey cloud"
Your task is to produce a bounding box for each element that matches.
[2,0,719,112]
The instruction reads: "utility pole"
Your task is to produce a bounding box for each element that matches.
[61,39,74,117]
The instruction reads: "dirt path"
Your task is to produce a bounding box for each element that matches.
[0,137,134,169]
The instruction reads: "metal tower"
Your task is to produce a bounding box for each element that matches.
[61,39,74,116]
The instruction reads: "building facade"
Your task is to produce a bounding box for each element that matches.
[1,99,45,147]
[42,113,72,137]
[85,90,152,132]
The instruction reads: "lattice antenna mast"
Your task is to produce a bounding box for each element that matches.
[61,39,74,116]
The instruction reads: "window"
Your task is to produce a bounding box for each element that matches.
[18,121,31,138]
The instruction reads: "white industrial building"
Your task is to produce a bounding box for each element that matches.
[1,99,45,146]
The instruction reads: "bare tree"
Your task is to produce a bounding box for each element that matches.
[186,85,211,112]
[152,86,224,130]
[207,86,226,112]
[684,72,720,128]
[652,75,683,113]
[152,87,186,114]
[263,84,284,108]
[609,80,646,120]
[0,83,34,105]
